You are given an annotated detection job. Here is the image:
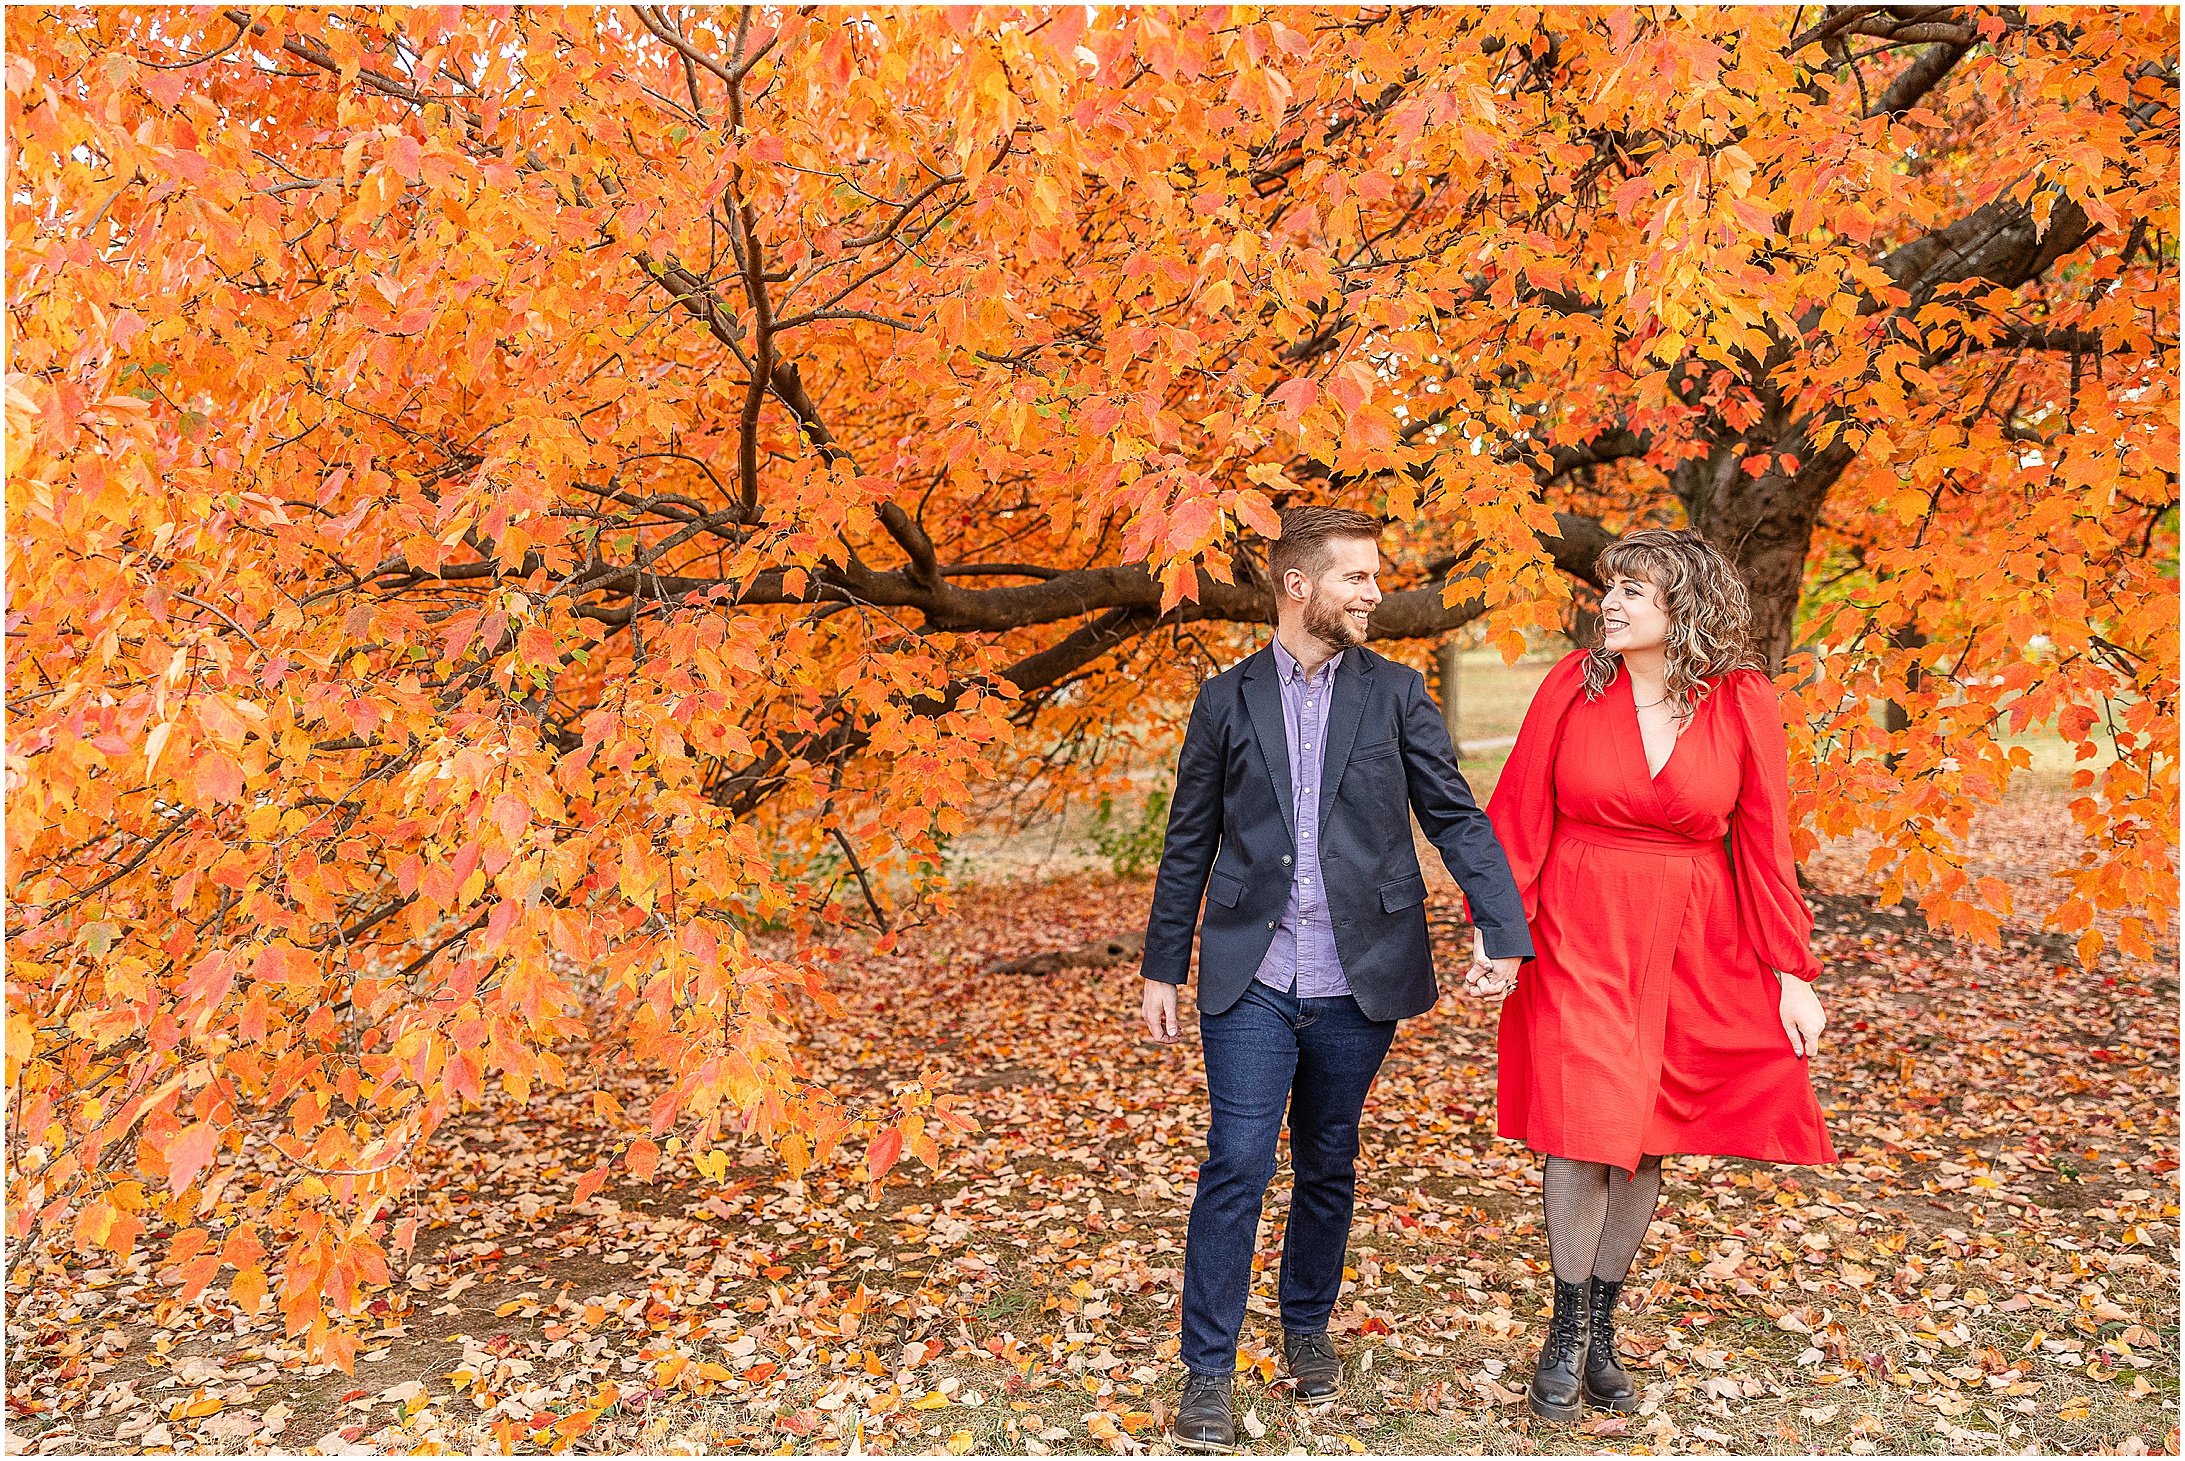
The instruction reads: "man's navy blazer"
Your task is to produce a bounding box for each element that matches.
[1140,642,1533,1022]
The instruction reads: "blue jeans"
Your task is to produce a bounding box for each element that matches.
[1180,979,1397,1376]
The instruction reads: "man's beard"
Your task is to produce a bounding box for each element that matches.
[1303,585,1368,650]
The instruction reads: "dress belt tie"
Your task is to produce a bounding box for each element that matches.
[1559,821,1723,859]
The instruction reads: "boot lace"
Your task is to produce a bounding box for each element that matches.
[1545,1282,1588,1362]
[1288,1332,1338,1368]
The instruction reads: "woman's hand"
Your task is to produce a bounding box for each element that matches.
[1777,971,1825,1057]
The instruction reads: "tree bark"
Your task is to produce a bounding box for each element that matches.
[1433,639,1462,758]
[1880,623,1929,771]
[1687,441,1858,670]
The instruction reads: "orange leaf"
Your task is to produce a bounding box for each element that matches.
[193,752,243,804]
[164,1123,220,1196]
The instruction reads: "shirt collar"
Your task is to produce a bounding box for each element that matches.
[1271,635,1342,686]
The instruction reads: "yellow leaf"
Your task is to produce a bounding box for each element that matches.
[144,720,174,774]
[4,1011,32,1086]
[229,1264,268,1315]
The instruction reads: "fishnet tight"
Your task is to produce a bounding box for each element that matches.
[1542,1155,1666,1284]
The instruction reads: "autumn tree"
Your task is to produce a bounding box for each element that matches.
[7,6,2174,1354]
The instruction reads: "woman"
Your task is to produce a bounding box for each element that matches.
[1464,528,1833,1423]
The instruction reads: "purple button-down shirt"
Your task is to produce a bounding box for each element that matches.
[1253,637,1352,999]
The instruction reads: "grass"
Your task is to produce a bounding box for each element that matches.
[584,1176,2177,1457]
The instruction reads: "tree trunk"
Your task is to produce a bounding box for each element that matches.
[1880,623,1928,771]
[1434,638,1461,758]
[1564,587,1601,654]
[1688,439,1856,671]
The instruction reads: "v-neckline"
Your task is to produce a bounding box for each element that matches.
[1626,670,1687,783]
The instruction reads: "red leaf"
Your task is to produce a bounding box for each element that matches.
[492,794,530,845]
[1327,365,1371,418]
[1270,377,1317,431]
[1233,488,1280,539]
[868,1125,904,1184]
[193,752,243,804]
[165,1123,220,1196]
[177,951,235,1012]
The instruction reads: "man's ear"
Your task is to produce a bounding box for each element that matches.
[1281,568,1309,604]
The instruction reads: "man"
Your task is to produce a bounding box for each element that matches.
[1138,505,1532,1452]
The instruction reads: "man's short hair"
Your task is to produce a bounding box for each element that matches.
[1267,505,1383,592]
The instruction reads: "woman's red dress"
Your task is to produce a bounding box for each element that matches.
[1482,652,1835,1172]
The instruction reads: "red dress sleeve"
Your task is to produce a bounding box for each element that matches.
[1725,668,1823,982]
[1474,651,1587,926]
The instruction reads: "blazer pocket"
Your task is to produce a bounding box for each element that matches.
[1207,871,1244,908]
[1351,736,1399,763]
[1378,871,1429,912]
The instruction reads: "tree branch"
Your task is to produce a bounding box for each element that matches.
[1880,192,2100,308]
[1867,40,1971,117]
[630,5,737,91]
[1987,324,2106,354]
[827,826,889,933]
[1368,512,1615,638]
[877,501,940,587]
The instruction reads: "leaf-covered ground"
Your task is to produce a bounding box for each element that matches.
[7,789,2177,1457]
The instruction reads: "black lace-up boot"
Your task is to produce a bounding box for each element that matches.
[1527,1277,1590,1422]
[1582,1276,1639,1411]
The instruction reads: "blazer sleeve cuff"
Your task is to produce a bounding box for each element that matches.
[1474,920,1535,962]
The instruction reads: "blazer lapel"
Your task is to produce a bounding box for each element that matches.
[1240,648,1297,844]
[1316,648,1375,832]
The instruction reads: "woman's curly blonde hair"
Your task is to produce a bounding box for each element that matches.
[1581,528,1763,717]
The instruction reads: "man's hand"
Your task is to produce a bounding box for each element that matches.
[1777,970,1826,1057]
[1463,929,1520,998]
[1141,979,1181,1043]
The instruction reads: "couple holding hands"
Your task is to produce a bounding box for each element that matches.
[1136,507,1834,1450]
